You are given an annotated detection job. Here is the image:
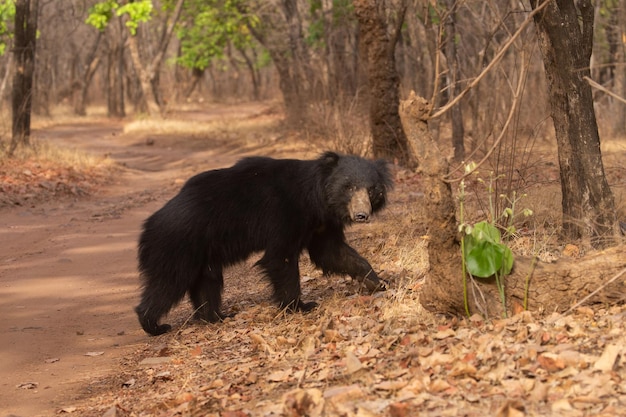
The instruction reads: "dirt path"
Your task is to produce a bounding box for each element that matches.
[0,108,260,416]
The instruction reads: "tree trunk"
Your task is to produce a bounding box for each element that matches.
[399,93,626,318]
[0,53,13,106]
[125,0,184,117]
[126,34,161,116]
[106,41,125,118]
[236,46,260,100]
[443,0,465,162]
[9,0,38,156]
[353,0,417,168]
[245,17,306,125]
[530,0,617,247]
[399,93,464,313]
[74,32,102,116]
[612,0,626,136]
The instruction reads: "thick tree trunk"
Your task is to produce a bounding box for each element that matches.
[530,0,617,247]
[400,93,626,317]
[353,0,417,168]
[399,93,464,314]
[9,0,38,156]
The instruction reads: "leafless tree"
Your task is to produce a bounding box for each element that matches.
[9,0,39,156]
[530,0,617,247]
[353,0,417,167]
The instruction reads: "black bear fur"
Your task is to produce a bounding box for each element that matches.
[135,151,393,335]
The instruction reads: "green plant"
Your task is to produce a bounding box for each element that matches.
[462,220,513,316]
[458,166,532,318]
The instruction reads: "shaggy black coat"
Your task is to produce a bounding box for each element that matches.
[135,151,392,335]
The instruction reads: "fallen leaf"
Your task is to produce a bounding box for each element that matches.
[432,328,456,340]
[562,244,579,257]
[551,398,573,412]
[388,402,411,417]
[374,380,408,391]
[138,358,171,369]
[345,350,364,374]
[323,385,364,401]
[283,388,324,417]
[593,344,621,371]
[267,369,291,382]
[537,353,566,372]
[496,400,524,417]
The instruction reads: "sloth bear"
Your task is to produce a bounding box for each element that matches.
[135,151,393,335]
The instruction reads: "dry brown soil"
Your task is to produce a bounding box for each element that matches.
[0,104,287,417]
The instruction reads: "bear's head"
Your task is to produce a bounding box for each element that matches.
[320,152,393,225]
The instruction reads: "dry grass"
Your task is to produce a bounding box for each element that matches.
[2,139,113,169]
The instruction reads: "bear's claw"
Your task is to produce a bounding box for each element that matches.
[363,276,388,292]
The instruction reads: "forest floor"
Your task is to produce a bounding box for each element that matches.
[1,102,626,417]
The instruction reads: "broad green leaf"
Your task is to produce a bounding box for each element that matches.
[471,221,501,244]
[466,241,502,278]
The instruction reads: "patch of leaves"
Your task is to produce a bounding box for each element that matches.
[0,158,114,208]
[70,288,626,417]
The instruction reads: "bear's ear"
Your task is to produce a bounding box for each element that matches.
[320,151,340,167]
[375,159,394,190]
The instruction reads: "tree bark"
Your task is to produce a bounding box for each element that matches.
[106,29,125,118]
[611,0,626,136]
[399,93,626,318]
[9,0,38,156]
[244,5,307,126]
[399,93,464,313]
[353,0,417,168]
[74,32,102,116]
[443,0,465,162]
[529,0,617,247]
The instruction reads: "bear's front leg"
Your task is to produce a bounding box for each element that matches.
[256,251,318,313]
[308,232,388,292]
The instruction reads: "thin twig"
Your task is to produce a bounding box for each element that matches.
[443,52,529,183]
[430,0,550,119]
[564,267,626,315]
[584,76,626,105]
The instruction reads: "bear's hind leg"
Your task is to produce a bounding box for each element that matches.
[189,265,228,322]
[135,280,186,336]
[256,252,317,313]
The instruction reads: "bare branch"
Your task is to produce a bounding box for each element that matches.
[584,76,626,105]
[430,0,550,120]
[443,49,529,183]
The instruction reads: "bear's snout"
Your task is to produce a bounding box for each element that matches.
[349,188,372,223]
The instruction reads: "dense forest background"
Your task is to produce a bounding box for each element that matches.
[0,0,625,250]
[1,0,625,146]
